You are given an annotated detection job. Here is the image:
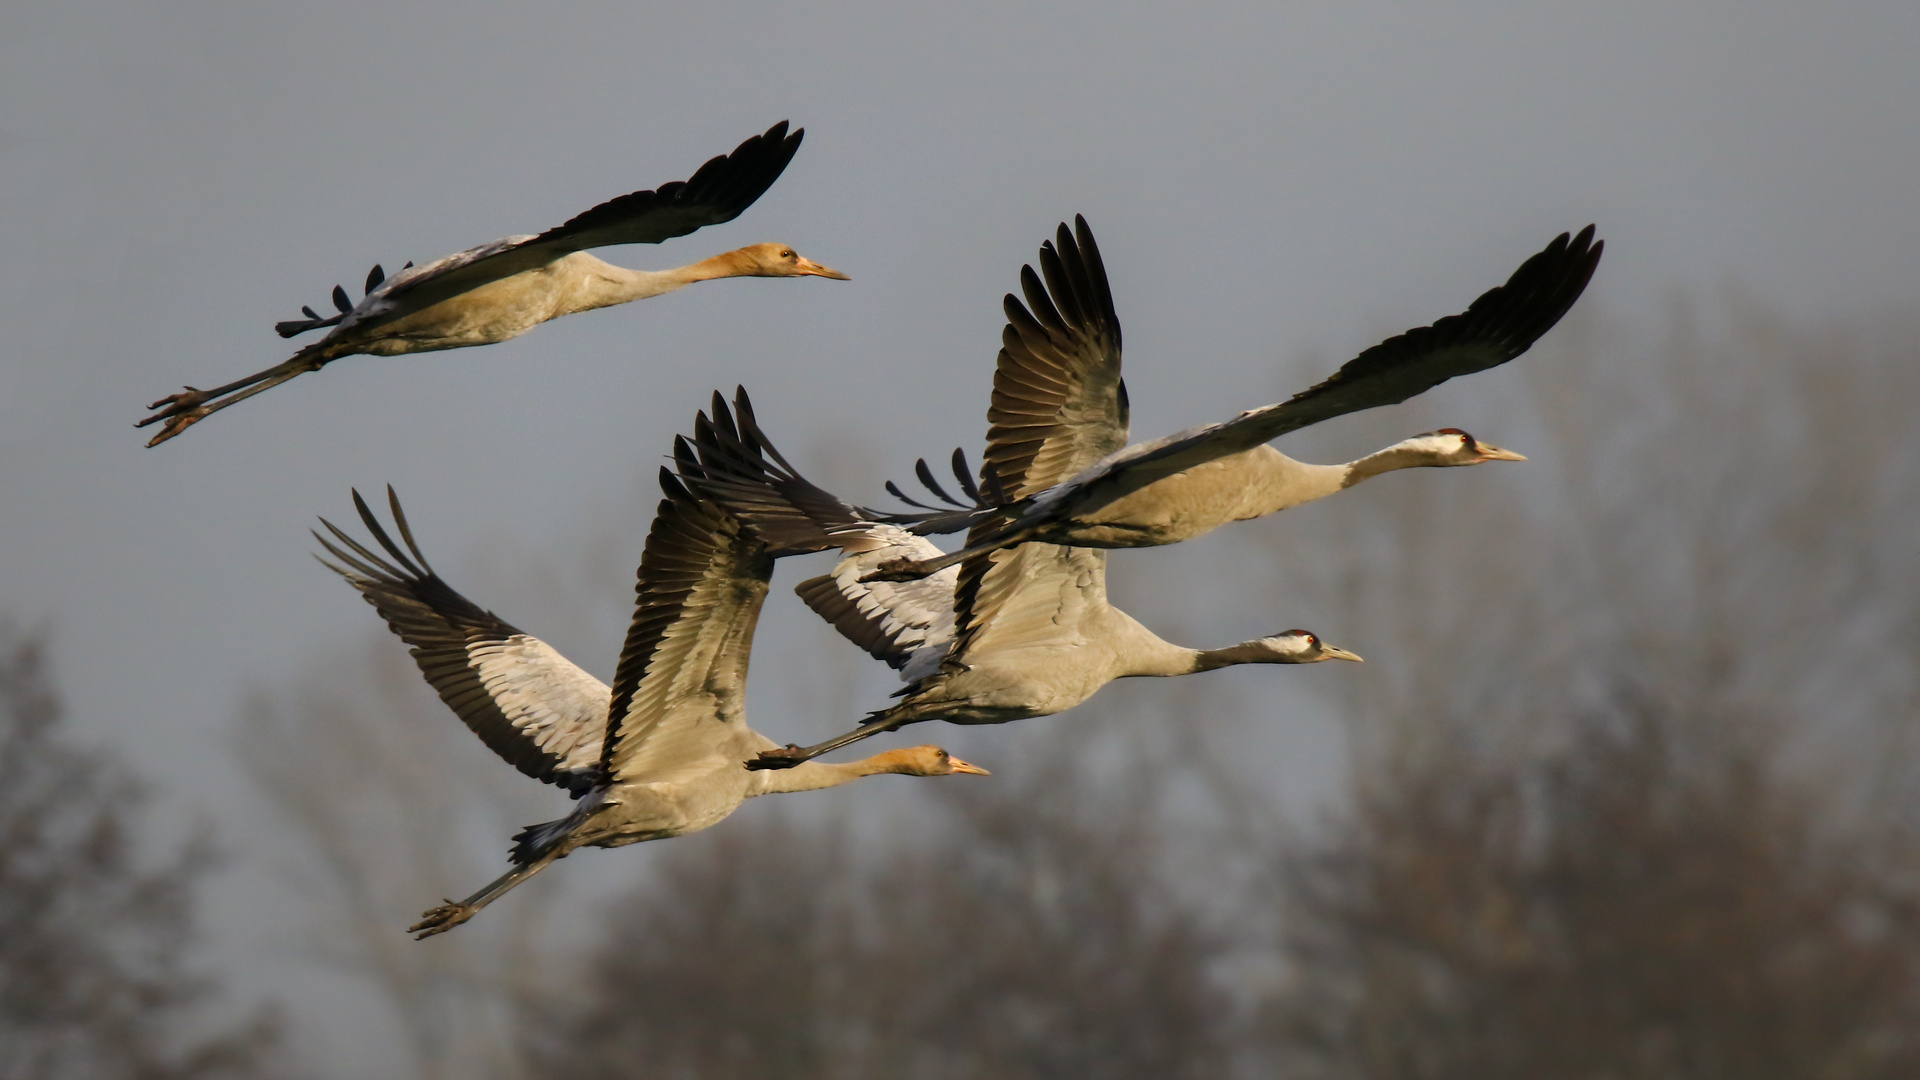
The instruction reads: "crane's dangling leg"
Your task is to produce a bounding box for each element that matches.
[746,711,912,771]
[138,347,333,448]
[409,849,563,940]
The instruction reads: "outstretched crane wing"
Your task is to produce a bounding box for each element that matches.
[597,470,779,785]
[980,215,1127,500]
[316,488,609,794]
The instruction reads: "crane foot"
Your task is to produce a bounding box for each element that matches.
[745,745,807,771]
[137,388,213,447]
[410,899,477,939]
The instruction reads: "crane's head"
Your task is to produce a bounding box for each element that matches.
[730,242,852,280]
[870,745,992,777]
[1398,428,1528,466]
[1255,630,1365,664]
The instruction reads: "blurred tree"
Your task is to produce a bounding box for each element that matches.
[1269,690,1920,1080]
[0,624,285,1080]
[235,638,565,1080]
[1250,302,1920,1079]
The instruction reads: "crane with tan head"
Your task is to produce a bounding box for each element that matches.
[141,121,847,446]
[677,390,1362,771]
[861,217,1598,580]
[313,479,985,939]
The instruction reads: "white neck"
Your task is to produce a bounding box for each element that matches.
[1233,442,1437,518]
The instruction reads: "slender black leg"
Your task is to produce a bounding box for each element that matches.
[138,350,329,447]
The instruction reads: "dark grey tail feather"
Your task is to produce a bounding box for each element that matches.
[509,816,575,865]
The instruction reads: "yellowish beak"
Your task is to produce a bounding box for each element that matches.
[948,757,991,776]
[1322,645,1365,663]
[794,256,851,281]
[1478,444,1528,462]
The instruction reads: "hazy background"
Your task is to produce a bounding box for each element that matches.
[2,2,1917,1077]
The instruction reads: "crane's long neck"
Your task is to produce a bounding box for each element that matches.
[754,748,926,794]
[1233,442,1435,518]
[563,249,764,312]
[1105,607,1280,677]
[1124,637,1284,677]
[1341,442,1439,488]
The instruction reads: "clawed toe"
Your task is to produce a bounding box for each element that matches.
[409,900,475,939]
[746,745,807,771]
[140,408,212,447]
[143,387,207,417]
[138,389,215,446]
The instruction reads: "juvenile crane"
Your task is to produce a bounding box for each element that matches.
[678,390,1362,770]
[863,217,1598,580]
[314,480,986,938]
[141,121,847,446]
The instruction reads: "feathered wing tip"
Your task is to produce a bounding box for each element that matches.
[678,387,986,544]
[876,447,1005,524]
[275,260,412,338]
[982,214,1128,501]
[537,121,805,248]
[1011,215,1116,351]
[673,390,846,555]
[312,485,436,587]
[1291,224,1603,405]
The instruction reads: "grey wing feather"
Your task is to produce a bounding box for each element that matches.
[794,528,960,683]
[315,122,803,342]
[1004,225,1605,534]
[314,488,608,794]
[599,470,775,784]
[982,215,1126,499]
[935,217,1126,644]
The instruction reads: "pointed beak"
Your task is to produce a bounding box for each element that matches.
[1477,444,1528,463]
[1321,645,1365,663]
[947,757,991,776]
[794,256,850,281]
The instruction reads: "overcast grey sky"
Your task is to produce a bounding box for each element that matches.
[2,0,1916,1073]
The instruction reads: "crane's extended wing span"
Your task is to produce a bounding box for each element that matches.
[886,225,1602,576]
[315,487,609,794]
[597,470,778,785]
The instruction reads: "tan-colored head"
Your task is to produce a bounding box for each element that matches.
[867,745,991,776]
[730,242,851,280]
[1400,428,1528,466]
